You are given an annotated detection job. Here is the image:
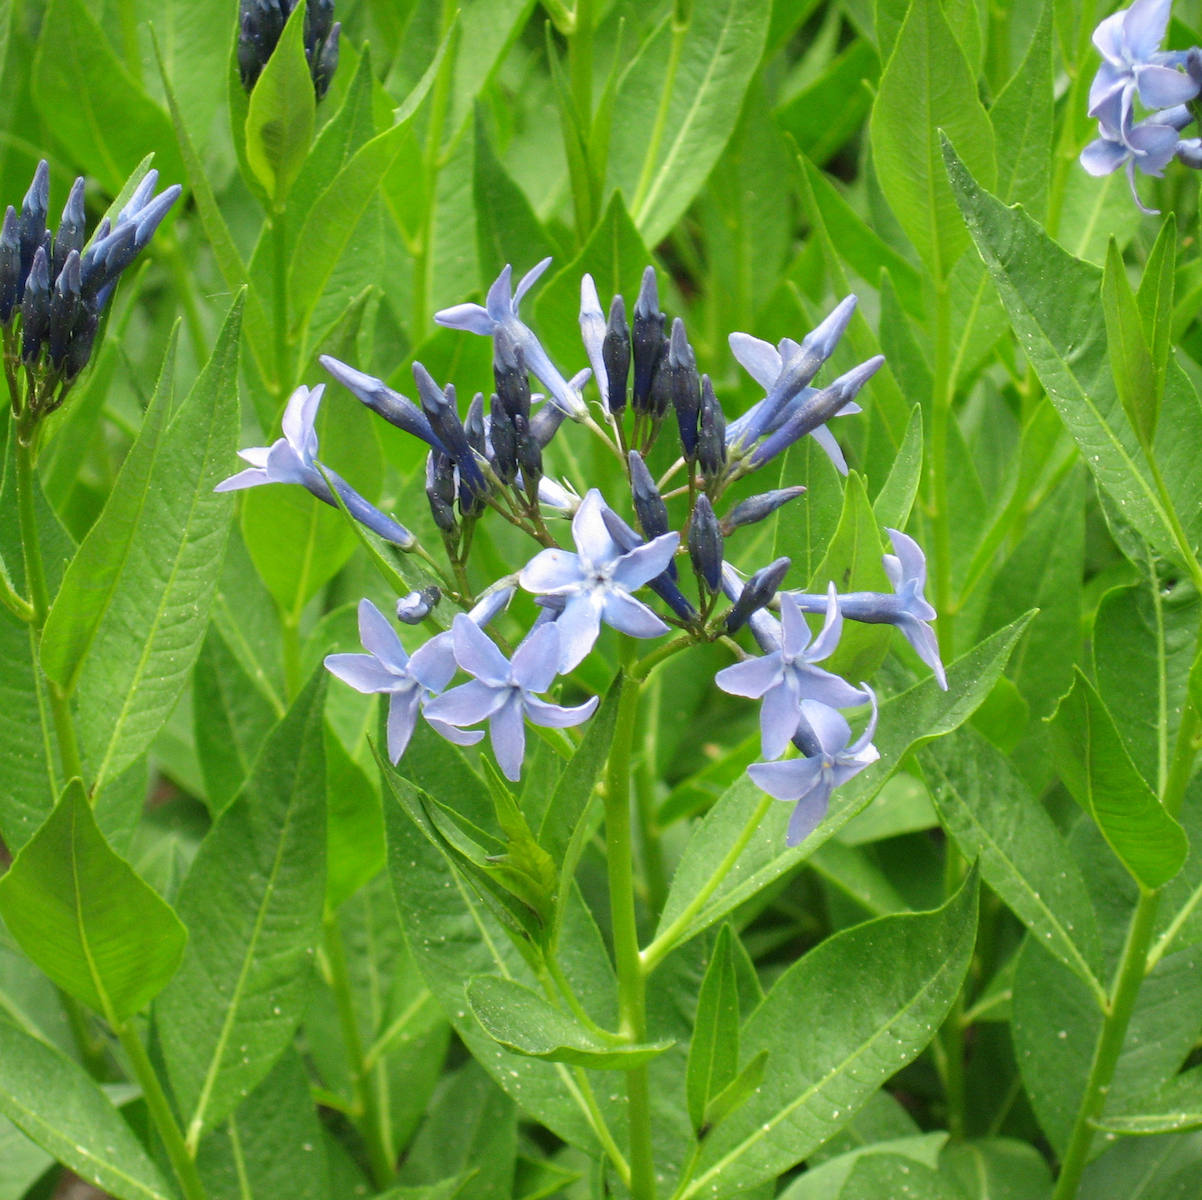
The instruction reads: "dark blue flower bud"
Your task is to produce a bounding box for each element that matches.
[688,493,723,593]
[725,556,790,633]
[319,354,445,452]
[0,207,20,325]
[697,375,726,480]
[397,586,441,624]
[514,411,543,483]
[632,266,665,414]
[305,0,334,53]
[18,161,49,297]
[746,356,882,471]
[20,245,50,364]
[529,399,566,449]
[602,294,630,414]
[63,306,99,382]
[413,364,487,496]
[48,249,82,368]
[53,178,86,281]
[465,392,487,455]
[426,451,458,533]
[667,318,701,457]
[312,22,340,100]
[493,326,531,421]
[628,450,671,539]
[239,0,289,92]
[720,486,806,535]
[489,394,518,483]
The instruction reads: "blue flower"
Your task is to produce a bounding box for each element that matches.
[727,311,862,474]
[715,586,870,760]
[1088,0,1198,145]
[1080,104,1194,213]
[215,384,416,548]
[435,261,588,420]
[784,528,946,690]
[423,616,599,780]
[749,692,880,847]
[324,600,482,763]
[518,488,678,672]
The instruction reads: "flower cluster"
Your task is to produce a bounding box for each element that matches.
[218,261,946,843]
[238,0,340,99]
[1,162,179,411]
[1080,0,1202,211]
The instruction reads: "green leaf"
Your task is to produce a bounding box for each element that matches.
[195,1049,330,1200]
[31,0,183,195]
[944,140,1202,565]
[325,722,386,911]
[839,1154,961,1198]
[0,1021,176,1200]
[1078,1130,1202,1197]
[0,1113,52,1200]
[53,300,241,792]
[244,0,314,201]
[939,1139,1053,1200]
[798,158,923,322]
[1092,1064,1202,1135]
[655,614,1032,950]
[988,0,1053,219]
[0,779,186,1024]
[610,0,772,246]
[192,624,279,818]
[774,435,844,590]
[776,42,879,169]
[157,669,327,1144]
[704,1050,769,1134]
[1048,669,1188,891]
[872,404,923,532]
[467,975,672,1069]
[687,924,742,1133]
[533,191,652,381]
[778,1134,946,1198]
[870,0,995,281]
[808,472,893,683]
[684,867,979,1195]
[1139,217,1177,394]
[287,40,445,342]
[808,840,909,916]
[922,726,1105,1001]
[40,333,179,695]
[1104,238,1160,449]
[383,764,615,1152]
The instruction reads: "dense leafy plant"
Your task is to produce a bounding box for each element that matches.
[3,0,1202,1198]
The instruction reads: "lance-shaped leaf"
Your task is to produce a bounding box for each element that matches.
[923,726,1105,1004]
[0,779,186,1024]
[655,615,1032,954]
[681,866,979,1196]
[244,1,313,201]
[944,138,1202,565]
[1092,1064,1202,1135]
[157,669,327,1146]
[467,975,672,1069]
[688,924,742,1135]
[1103,238,1160,450]
[1048,669,1188,891]
[0,1021,176,1200]
[870,0,995,281]
[1139,217,1176,395]
[46,299,242,793]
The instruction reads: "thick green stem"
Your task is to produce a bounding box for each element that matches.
[929,281,954,659]
[14,430,83,781]
[1146,452,1202,595]
[271,205,290,400]
[605,659,655,1200]
[323,917,395,1188]
[59,990,110,1079]
[116,1023,209,1200]
[1051,890,1162,1200]
[635,757,668,919]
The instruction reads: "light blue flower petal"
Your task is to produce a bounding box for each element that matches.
[715,653,783,699]
[1135,61,1199,108]
[520,547,585,593]
[808,423,848,475]
[804,583,844,663]
[434,302,496,335]
[386,689,423,763]
[424,678,508,726]
[425,716,485,746]
[510,623,561,694]
[787,786,833,847]
[324,653,403,694]
[779,593,812,660]
[358,598,409,673]
[1124,0,1172,62]
[600,588,670,639]
[760,679,802,761]
[799,698,852,756]
[748,755,825,803]
[265,439,311,486]
[490,694,526,781]
[555,592,605,673]
[728,332,781,390]
[514,257,553,310]
[408,632,458,693]
[572,489,621,568]
[451,614,512,687]
[214,467,270,492]
[1092,9,1126,59]
[791,663,870,710]
[524,693,599,728]
[611,532,679,591]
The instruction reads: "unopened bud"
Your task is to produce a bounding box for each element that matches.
[720,487,806,535]
[697,376,726,480]
[667,318,701,458]
[489,394,518,482]
[603,294,631,414]
[397,586,441,624]
[632,266,665,414]
[725,557,790,633]
[688,494,723,593]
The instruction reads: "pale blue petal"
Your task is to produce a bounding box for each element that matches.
[885,528,927,590]
[520,547,585,594]
[799,699,851,756]
[424,678,508,726]
[1080,133,1129,176]
[214,467,270,492]
[451,614,512,686]
[282,384,322,462]
[386,689,423,764]
[358,598,408,673]
[524,694,599,728]
[728,332,781,390]
[468,585,516,627]
[486,265,514,322]
[325,653,403,694]
[1124,0,1172,62]
[434,302,496,335]
[490,694,526,781]
[514,257,553,310]
[848,686,880,754]
[760,679,802,761]
[790,663,870,710]
[572,489,621,569]
[265,440,311,486]
[511,623,561,693]
[425,716,485,746]
[748,756,825,803]
[237,446,271,468]
[787,787,833,847]
[715,653,783,699]
[1092,9,1126,59]
[803,583,843,663]
[779,593,812,660]
[896,613,948,689]
[611,533,680,590]
[555,592,604,672]
[601,589,670,639]
[408,632,458,693]
[808,424,848,475]
[1135,62,1199,108]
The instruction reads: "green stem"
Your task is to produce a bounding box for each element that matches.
[635,756,668,919]
[323,917,395,1188]
[1051,890,1162,1200]
[929,280,954,659]
[605,658,655,1200]
[641,792,774,974]
[1146,452,1202,595]
[631,16,688,222]
[633,634,693,681]
[14,430,83,781]
[271,204,289,400]
[59,990,110,1079]
[116,1022,209,1200]
[281,614,303,703]
[568,0,594,135]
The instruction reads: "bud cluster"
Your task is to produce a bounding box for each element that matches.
[238,0,341,100]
